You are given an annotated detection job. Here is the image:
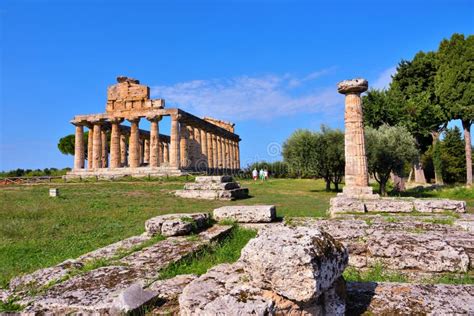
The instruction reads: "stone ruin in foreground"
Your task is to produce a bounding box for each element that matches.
[329,78,466,215]
[66,76,241,179]
[175,175,249,200]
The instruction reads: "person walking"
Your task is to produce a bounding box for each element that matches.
[252,168,258,181]
[259,168,265,181]
[264,168,269,180]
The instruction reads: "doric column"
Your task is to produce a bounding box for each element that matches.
[223,138,229,171]
[236,141,240,170]
[139,137,144,165]
[144,139,150,164]
[110,118,123,168]
[87,125,94,169]
[120,133,128,167]
[337,78,375,197]
[170,115,180,168]
[217,136,223,171]
[128,117,140,168]
[164,143,170,163]
[194,127,202,165]
[212,134,218,170]
[180,123,189,168]
[206,132,213,171]
[101,129,108,167]
[229,140,235,171]
[148,115,162,168]
[92,122,103,169]
[201,129,208,169]
[73,123,85,169]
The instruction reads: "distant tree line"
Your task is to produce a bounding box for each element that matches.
[0,168,71,177]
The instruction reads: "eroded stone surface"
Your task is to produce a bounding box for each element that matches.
[292,215,474,278]
[213,205,276,223]
[176,176,249,200]
[148,274,197,301]
[144,213,210,237]
[78,234,151,262]
[330,196,466,215]
[194,175,233,183]
[346,281,474,315]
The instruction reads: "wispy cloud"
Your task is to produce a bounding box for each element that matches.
[150,69,340,121]
[371,66,397,90]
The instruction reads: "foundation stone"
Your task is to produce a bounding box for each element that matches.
[213,205,277,223]
[175,176,249,200]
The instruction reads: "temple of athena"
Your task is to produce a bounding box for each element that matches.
[66,76,241,179]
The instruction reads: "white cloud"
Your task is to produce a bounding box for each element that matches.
[371,66,397,90]
[150,70,340,121]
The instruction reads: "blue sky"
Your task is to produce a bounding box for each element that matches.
[1,0,473,171]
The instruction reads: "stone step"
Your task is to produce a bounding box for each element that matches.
[24,225,232,314]
[175,188,248,200]
[144,213,210,237]
[213,205,276,223]
[194,175,233,183]
[183,181,240,191]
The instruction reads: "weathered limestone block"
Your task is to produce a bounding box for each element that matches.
[184,181,240,190]
[414,198,466,213]
[175,188,249,200]
[366,230,469,272]
[213,205,276,223]
[148,274,197,301]
[78,235,151,262]
[195,175,233,183]
[240,226,348,302]
[455,214,474,232]
[346,282,474,315]
[329,196,365,214]
[109,283,157,314]
[144,213,209,237]
[9,259,83,292]
[179,263,275,316]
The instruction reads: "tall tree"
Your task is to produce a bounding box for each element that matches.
[391,51,450,184]
[440,127,466,184]
[58,132,89,158]
[435,33,474,186]
[365,125,418,196]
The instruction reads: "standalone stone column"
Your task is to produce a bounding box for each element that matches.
[73,123,85,169]
[110,118,123,168]
[180,123,189,168]
[170,115,180,168]
[201,129,208,169]
[148,116,162,168]
[120,133,128,167]
[337,78,375,197]
[128,117,140,168]
[92,123,103,169]
[87,125,94,169]
[206,132,213,172]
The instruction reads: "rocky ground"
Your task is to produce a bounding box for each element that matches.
[1,203,473,315]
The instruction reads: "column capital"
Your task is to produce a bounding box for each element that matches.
[337,78,368,95]
[109,117,124,124]
[71,119,88,127]
[127,116,141,123]
[89,118,107,125]
[146,114,163,122]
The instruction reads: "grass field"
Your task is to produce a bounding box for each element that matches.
[1,177,473,287]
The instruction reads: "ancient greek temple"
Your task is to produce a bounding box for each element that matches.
[66,76,241,178]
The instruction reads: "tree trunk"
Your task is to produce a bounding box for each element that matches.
[380,181,386,196]
[334,181,339,192]
[325,179,331,191]
[431,131,444,185]
[462,119,472,186]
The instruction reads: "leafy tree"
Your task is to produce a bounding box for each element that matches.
[57,132,89,158]
[391,51,450,184]
[282,126,344,191]
[435,33,474,186]
[365,125,418,196]
[282,129,318,178]
[440,127,466,184]
[362,89,404,128]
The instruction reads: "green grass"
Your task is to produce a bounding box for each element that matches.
[158,227,257,280]
[1,177,472,288]
[0,297,24,312]
[343,263,408,283]
[424,272,474,285]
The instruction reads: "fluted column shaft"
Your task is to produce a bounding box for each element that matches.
[74,124,85,169]
[164,143,169,163]
[149,116,161,168]
[120,134,128,167]
[170,115,180,168]
[206,132,213,171]
[212,135,218,170]
[87,126,94,169]
[101,129,108,167]
[92,123,102,168]
[180,123,189,168]
[110,119,123,168]
[229,140,235,171]
[144,139,150,164]
[128,118,140,168]
[200,129,208,169]
[217,136,223,171]
[236,142,240,170]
